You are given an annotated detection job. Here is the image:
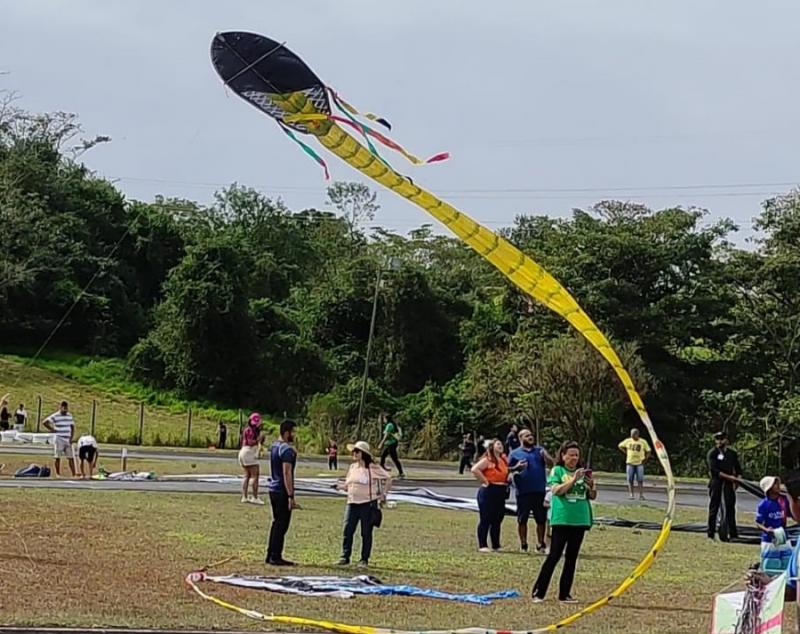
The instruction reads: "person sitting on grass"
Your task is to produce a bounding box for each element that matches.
[336,440,392,567]
[77,434,99,479]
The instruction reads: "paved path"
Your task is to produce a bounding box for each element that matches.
[0,472,711,509]
[0,444,720,508]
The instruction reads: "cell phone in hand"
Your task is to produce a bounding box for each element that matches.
[584,469,593,479]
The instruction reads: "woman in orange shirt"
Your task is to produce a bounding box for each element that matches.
[471,438,514,552]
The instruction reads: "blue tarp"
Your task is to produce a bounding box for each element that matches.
[325,583,519,604]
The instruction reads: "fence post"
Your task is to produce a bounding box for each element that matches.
[138,402,145,445]
[36,396,42,432]
[238,409,244,449]
[186,407,193,447]
[91,400,97,437]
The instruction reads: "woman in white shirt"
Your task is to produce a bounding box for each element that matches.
[336,440,392,567]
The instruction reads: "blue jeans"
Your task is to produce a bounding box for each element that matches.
[626,464,644,484]
[477,485,507,549]
[341,502,374,563]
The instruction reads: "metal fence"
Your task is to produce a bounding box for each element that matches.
[14,395,247,448]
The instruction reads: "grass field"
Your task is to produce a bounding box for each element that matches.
[0,354,273,447]
[0,488,771,634]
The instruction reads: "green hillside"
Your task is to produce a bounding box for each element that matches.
[0,352,274,447]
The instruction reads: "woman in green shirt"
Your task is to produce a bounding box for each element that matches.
[532,441,597,603]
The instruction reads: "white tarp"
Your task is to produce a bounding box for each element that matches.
[0,430,55,444]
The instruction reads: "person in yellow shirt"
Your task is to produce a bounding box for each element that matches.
[618,429,651,500]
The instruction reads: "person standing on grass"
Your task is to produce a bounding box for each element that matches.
[43,401,76,477]
[472,438,517,552]
[238,413,265,505]
[459,433,476,475]
[707,431,742,542]
[77,434,99,479]
[336,440,392,567]
[14,403,27,431]
[532,441,596,604]
[509,428,554,554]
[506,423,520,453]
[618,428,651,500]
[0,399,10,431]
[756,475,800,574]
[266,419,299,566]
[378,413,405,479]
[476,434,487,459]
[217,421,227,449]
[326,439,339,470]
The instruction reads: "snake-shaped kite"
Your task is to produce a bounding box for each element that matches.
[205,31,676,633]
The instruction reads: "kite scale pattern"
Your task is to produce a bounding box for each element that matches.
[208,31,677,633]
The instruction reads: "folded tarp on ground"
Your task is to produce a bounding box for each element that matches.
[197,572,519,605]
[0,430,55,444]
[13,463,51,477]
[91,470,156,481]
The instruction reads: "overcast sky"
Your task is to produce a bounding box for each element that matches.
[2,1,798,242]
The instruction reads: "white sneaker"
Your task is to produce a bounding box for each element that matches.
[249,497,265,506]
[478,547,491,553]
[241,496,249,503]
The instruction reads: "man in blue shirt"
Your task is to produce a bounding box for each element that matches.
[508,428,554,554]
[266,419,298,566]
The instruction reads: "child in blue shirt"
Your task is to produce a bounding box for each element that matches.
[756,476,800,575]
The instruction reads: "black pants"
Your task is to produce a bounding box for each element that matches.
[341,502,374,563]
[459,456,472,474]
[708,479,738,540]
[380,444,404,475]
[328,455,338,470]
[477,485,506,549]
[266,491,293,561]
[532,525,587,600]
[218,432,226,449]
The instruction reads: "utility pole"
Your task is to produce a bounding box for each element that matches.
[355,257,402,439]
[356,267,383,440]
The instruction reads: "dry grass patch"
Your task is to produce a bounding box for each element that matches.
[0,488,772,633]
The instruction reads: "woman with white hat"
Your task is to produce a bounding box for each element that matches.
[336,440,392,567]
[756,475,800,574]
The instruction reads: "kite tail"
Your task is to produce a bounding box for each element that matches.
[327,89,450,166]
[327,87,392,130]
[279,122,330,180]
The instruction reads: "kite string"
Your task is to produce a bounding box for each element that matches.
[27,225,132,368]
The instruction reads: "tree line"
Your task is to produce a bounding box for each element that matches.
[1,103,799,475]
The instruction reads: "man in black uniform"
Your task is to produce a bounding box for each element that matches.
[707,431,742,541]
[458,433,476,475]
